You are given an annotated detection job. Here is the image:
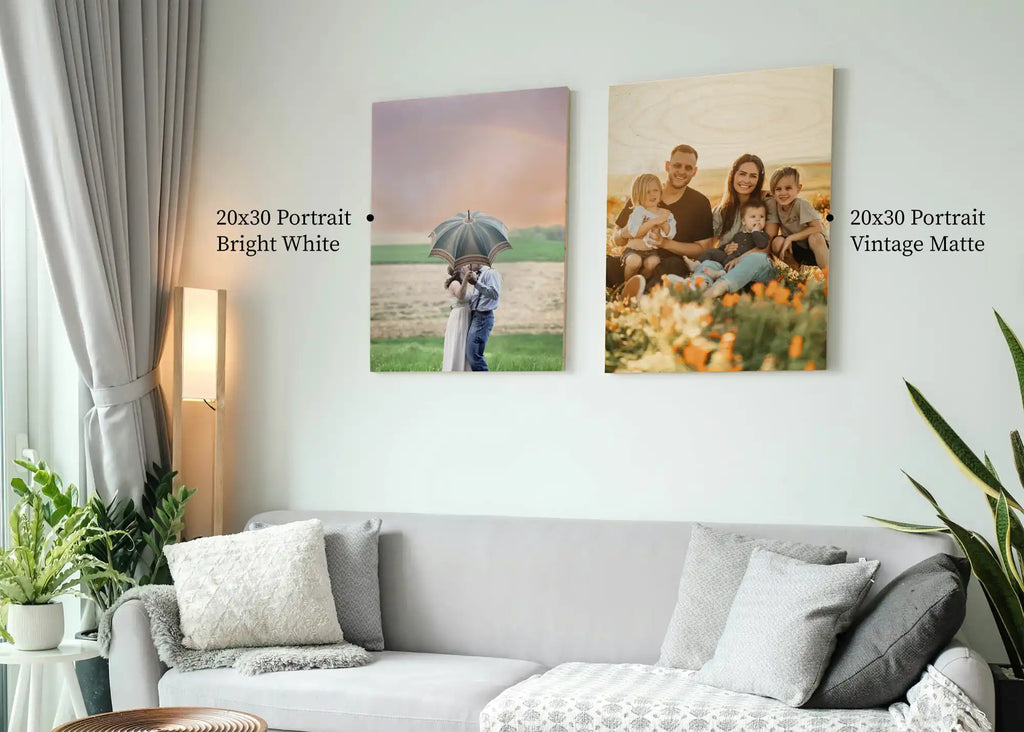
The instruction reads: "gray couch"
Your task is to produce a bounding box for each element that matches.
[108,511,996,731]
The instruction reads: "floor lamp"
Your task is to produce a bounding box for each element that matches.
[171,287,226,536]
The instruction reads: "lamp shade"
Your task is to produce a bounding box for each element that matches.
[181,287,219,401]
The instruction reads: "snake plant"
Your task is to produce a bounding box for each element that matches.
[870,311,1024,677]
[0,459,130,642]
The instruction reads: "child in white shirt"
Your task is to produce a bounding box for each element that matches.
[621,173,676,282]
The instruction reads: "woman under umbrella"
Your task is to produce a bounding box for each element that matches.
[431,211,510,371]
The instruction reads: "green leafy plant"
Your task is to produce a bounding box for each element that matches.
[870,311,1024,678]
[83,465,195,613]
[0,459,130,642]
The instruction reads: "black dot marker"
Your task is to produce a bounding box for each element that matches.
[826,213,834,222]
[366,214,375,222]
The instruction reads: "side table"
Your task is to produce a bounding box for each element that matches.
[0,639,98,732]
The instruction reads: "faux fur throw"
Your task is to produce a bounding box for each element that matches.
[98,585,372,675]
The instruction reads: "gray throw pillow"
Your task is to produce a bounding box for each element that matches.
[251,519,384,651]
[806,553,969,709]
[658,524,846,669]
[695,548,879,707]
[323,519,385,651]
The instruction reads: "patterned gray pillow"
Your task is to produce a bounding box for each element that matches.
[323,519,384,651]
[251,518,384,651]
[695,548,879,706]
[659,524,846,669]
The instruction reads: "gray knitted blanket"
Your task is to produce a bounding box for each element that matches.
[98,585,372,675]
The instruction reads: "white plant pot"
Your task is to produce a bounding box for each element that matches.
[8,602,64,651]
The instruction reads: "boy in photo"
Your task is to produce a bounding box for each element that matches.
[766,166,828,268]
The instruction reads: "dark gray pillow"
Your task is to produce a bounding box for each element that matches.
[251,519,384,651]
[806,553,969,709]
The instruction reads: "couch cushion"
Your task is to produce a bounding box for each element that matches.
[249,511,958,668]
[158,650,546,732]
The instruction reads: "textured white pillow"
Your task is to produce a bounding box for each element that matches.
[659,524,847,669]
[164,519,344,650]
[695,548,879,706]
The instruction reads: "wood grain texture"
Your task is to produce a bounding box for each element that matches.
[53,706,267,732]
[171,287,184,494]
[214,289,226,535]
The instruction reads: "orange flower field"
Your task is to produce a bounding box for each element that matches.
[605,264,828,373]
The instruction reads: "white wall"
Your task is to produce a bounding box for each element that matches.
[181,1,1024,659]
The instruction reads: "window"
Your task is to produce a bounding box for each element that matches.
[0,47,28,732]
[1,48,85,730]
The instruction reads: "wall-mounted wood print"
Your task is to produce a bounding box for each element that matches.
[605,66,833,372]
[371,87,568,372]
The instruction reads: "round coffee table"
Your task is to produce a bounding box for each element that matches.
[52,707,268,731]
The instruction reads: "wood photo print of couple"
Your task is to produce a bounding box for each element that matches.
[606,65,832,373]
[370,87,569,372]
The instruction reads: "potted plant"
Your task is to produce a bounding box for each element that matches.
[75,464,194,714]
[82,465,195,612]
[871,311,1024,728]
[0,459,128,650]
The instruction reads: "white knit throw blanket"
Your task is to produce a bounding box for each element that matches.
[479,662,991,732]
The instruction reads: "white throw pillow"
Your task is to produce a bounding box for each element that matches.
[164,519,345,650]
[695,548,879,706]
[659,524,847,669]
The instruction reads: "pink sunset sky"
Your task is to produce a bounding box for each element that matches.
[371,87,568,244]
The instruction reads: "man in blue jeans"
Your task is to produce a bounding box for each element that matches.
[465,263,502,371]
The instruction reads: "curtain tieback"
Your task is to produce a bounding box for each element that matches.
[90,368,159,408]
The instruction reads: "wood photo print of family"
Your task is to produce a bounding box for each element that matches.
[370,87,568,372]
[606,65,833,373]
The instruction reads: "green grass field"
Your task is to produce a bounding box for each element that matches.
[371,333,563,372]
[371,236,565,265]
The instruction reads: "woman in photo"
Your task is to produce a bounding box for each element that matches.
[703,153,777,297]
[713,153,765,246]
[441,265,474,372]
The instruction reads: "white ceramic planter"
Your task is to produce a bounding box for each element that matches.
[8,602,64,650]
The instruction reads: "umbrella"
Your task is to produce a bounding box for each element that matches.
[427,210,511,267]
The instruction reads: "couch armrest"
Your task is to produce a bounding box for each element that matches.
[108,598,167,710]
[932,637,995,725]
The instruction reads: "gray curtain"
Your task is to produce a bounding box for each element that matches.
[0,1,202,504]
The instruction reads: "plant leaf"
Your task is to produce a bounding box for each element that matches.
[1013,431,1024,495]
[997,490,1024,593]
[997,310,1024,418]
[10,478,29,498]
[902,472,948,516]
[942,515,1024,666]
[906,380,1022,509]
[866,516,950,533]
[986,453,1002,482]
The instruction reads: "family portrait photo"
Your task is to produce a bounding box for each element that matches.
[370,87,568,372]
[605,65,833,373]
